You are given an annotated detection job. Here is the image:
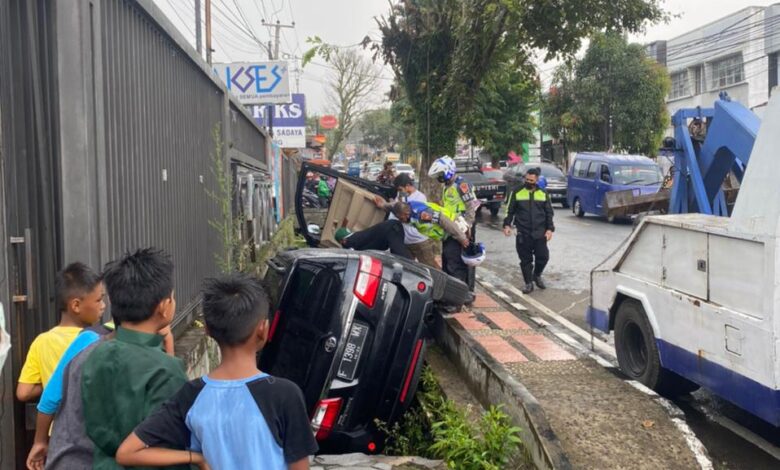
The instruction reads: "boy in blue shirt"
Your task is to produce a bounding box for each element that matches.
[116,273,317,469]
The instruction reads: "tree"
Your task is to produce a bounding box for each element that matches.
[463,55,538,166]
[543,33,671,156]
[320,48,379,157]
[357,108,400,150]
[374,0,667,170]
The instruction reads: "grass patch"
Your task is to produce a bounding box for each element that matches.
[378,366,522,469]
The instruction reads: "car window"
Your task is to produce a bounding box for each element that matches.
[586,162,598,179]
[572,160,585,177]
[483,170,503,179]
[539,165,564,178]
[611,164,664,185]
[396,164,412,171]
[600,165,611,183]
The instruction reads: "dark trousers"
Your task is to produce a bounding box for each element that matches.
[515,234,549,283]
[442,237,472,291]
[318,196,329,208]
[343,219,412,259]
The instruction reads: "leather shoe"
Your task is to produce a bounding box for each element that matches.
[522,283,534,294]
[464,292,476,306]
[534,276,547,290]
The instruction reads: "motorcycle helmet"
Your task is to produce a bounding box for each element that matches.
[428,156,456,183]
[538,175,548,190]
[461,242,486,267]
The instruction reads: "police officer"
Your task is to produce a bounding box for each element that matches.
[502,167,555,294]
[428,156,479,298]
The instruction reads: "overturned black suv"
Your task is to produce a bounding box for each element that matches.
[259,162,468,454]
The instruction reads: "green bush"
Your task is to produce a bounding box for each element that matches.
[379,366,522,469]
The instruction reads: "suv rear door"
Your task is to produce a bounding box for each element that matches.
[297,162,395,247]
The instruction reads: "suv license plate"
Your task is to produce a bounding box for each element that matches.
[337,322,369,381]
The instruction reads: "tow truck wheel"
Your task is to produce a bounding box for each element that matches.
[573,198,585,217]
[615,300,699,396]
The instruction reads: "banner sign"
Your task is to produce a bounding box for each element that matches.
[252,94,306,148]
[213,61,291,104]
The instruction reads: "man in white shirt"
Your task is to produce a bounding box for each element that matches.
[390,173,440,268]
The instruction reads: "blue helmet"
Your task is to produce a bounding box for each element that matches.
[461,242,486,267]
[538,175,548,190]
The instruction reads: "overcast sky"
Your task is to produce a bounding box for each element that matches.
[155,0,779,114]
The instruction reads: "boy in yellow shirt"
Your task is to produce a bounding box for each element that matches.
[16,262,105,401]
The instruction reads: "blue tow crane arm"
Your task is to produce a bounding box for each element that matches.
[669,92,761,216]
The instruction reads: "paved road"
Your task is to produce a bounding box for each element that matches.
[475,208,632,333]
[474,206,780,470]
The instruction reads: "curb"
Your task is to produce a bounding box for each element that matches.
[432,313,572,470]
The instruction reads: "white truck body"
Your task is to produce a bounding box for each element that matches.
[589,94,780,426]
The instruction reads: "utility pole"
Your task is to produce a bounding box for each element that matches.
[195,0,202,56]
[205,0,212,64]
[261,19,295,61]
[261,19,295,139]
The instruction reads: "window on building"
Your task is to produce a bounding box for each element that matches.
[693,66,703,95]
[769,53,778,96]
[710,55,744,89]
[670,71,690,99]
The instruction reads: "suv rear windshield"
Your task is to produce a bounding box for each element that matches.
[539,165,564,178]
[271,260,345,385]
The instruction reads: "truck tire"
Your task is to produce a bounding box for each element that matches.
[614,300,699,396]
[428,268,471,306]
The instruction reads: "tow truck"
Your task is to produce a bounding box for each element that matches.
[588,93,779,427]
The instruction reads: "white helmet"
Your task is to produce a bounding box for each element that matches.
[461,242,486,267]
[428,156,456,182]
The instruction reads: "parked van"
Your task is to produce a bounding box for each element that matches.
[567,153,663,220]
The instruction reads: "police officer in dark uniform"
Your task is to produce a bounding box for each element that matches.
[502,167,555,294]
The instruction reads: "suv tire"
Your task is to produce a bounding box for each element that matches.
[614,299,699,396]
[428,268,471,306]
[489,204,500,217]
[573,197,585,217]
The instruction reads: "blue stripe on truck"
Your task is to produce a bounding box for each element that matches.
[586,306,610,332]
[657,339,780,427]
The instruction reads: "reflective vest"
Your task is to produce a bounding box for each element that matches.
[505,187,548,219]
[514,187,547,202]
[410,201,456,241]
[442,176,475,215]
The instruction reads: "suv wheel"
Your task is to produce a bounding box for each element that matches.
[573,198,585,217]
[614,300,699,396]
[489,205,500,217]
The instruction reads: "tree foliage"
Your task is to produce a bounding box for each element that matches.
[374,0,667,168]
[319,48,379,157]
[357,108,400,150]
[464,56,538,165]
[542,33,671,156]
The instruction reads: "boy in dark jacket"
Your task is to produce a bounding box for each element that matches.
[502,167,555,293]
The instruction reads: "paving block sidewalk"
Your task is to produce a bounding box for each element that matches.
[444,290,707,469]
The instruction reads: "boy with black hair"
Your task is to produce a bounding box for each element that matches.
[81,248,188,469]
[17,262,105,402]
[116,273,318,470]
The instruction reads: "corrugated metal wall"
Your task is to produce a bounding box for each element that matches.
[100,0,226,326]
[92,0,271,330]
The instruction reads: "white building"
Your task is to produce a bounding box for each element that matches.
[651,4,780,120]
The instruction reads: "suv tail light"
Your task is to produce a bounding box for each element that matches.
[267,310,282,342]
[399,339,424,403]
[354,255,382,308]
[311,397,343,440]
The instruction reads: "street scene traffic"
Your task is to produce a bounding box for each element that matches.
[1,0,779,469]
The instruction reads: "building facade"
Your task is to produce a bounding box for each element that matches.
[649,4,780,120]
